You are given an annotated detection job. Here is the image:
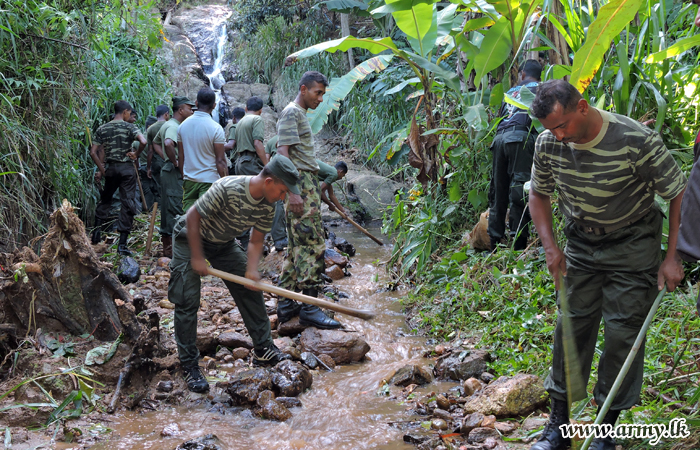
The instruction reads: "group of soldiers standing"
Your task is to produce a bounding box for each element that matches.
[89,71,349,393]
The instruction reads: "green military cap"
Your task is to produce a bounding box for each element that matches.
[266,155,300,195]
[172,96,196,109]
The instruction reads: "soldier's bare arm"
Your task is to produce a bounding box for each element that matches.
[245,228,265,290]
[186,206,208,276]
[276,144,303,215]
[214,143,227,178]
[659,188,686,292]
[529,188,566,289]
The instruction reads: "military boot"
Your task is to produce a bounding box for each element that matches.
[299,289,341,329]
[162,235,172,258]
[489,236,500,252]
[530,398,571,450]
[91,218,104,244]
[590,409,621,450]
[117,232,132,256]
[277,298,301,323]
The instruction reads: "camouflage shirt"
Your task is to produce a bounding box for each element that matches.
[194,176,274,243]
[93,120,141,164]
[234,114,265,154]
[153,118,181,160]
[276,102,319,172]
[146,121,166,164]
[317,160,338,185]
[531,109,687,228]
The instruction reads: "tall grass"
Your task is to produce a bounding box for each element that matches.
[0,1,170,250]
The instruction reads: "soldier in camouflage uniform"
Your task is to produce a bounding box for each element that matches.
[275,71,341,329]
[153,96,195,257]
[144,105,171,209]
[264,135,288,251]
[224,107,246,175]
[528,80,687,450]
[168,156,299,392]
[90,100,147,255]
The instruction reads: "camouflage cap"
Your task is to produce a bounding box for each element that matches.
[172,96,196,109]
[266,155,300,195]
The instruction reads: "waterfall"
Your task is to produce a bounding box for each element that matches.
[207,21,229,123]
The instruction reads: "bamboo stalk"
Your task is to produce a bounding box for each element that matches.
[207,267,375,320]
[335,209,384,246]
[580,286,667,450]
[145,202,158,256]
[133,162,148,212]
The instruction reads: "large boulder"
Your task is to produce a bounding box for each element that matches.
[272,360,312,397]
[250,83,271,104]
[160,25,209,100]
[222,82,251,104]
[171,4,231,68]
[341,170,404,220]
[299,328,370,364]
[462,374,548,417]
[277,316,310,337]
[434,350,490,381]
[217,331,253,349]
[260,107,278,141]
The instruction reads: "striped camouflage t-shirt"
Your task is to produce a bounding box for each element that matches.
[93,120,141,164]
[531,109,687,228]
[276,102,319,172]
[194,176,274,243]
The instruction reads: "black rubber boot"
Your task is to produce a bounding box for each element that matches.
[531,398,571,450]
[513,230,529,251]
[91,218,103,245]
[117,232,132,256]
[252,343,291,367]
[182,364,209,393]
[590,409,621,450]
[277,298,301,323]
[299,289,341,329]
[489,236,500,252]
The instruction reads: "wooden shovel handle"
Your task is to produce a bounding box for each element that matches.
[207,267,376,320]
[335,209,384,246]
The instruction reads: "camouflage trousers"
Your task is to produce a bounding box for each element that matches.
[159,161,184,236]
[279,170,325,292]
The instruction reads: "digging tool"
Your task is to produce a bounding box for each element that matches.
[335,208,384,246]
[580,285,668,450]
[145,202,158,256]
[207,267,376,320]
[133,161,148,212]
[558,274,585,413]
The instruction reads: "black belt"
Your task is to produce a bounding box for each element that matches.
[496,125,534,135]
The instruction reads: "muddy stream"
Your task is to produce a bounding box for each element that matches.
[90,226,456,450]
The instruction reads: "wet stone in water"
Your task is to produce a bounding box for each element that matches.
[436,394,450,410]
[390,364,434,387]
[468,427,500,444]
[463,377,483,396]
[460,412,484,435]
[333,237,356,256]
[275,397,302,408]
[317,353,336,369]
[432,408,452,422]
[176,433,224,450]
[434,350,490,381]
[300,352,318,369]
[272,360,312,397]
[431,419,448,430]
[226,368,273,405]
[156,380,174,392]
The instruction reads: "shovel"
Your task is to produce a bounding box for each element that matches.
[207,267,376,320]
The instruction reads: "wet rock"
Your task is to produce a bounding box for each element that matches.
[216,347,232,360]
[434,344,447,355]
[482,414,497,428]
[462,374,548,417]
[342,171,403,220]
[154,392,172,401]
[157,380,174,392]
[256,389,292,421]
[463,377,483,396]
[217,331,253,349]
[483,437,499,449]
[434,350,490,381]
[159,299,175,309]
[176,434,224,450]
[118,256,141,284]
[300,328,370,364]
[300,352,318,369]
[211,76,224,90]
[481,372,496,383]
[325,264,345,280]
[432,408,452,422]
[277,316,309,337]
[276,397,302,408]
[521,416,548,431]
[197,325,218,354]
[460,412,484,435]
[269,314,278,330]
[468,427,499,443]
[317,353,336,369]
[494,421,518,434]
[436,394,450,410]
[324,249,348,268]
[403,432,432,445]
[226,368,273,405]
[390,364,434,387]
[332,237,355,256]
[231,347,250,360]
[161,423,181,436]
[223,355,235,363]
[431,419,448,430]
[272,360,312,397]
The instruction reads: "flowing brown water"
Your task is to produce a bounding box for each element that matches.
[93,226,455,450]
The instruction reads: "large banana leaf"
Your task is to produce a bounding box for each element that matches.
[322,0,371,14]
[307,55,394,134]
[401,50,461,93]
[645,34,700,63]
[286,36,398,63]
[373,0,438,56]
[472,15,513,89]
[569,0,644,92]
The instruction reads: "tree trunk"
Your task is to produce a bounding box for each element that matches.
[546,0,570,68]
[341,14,354,69]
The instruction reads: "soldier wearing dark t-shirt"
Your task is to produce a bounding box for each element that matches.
[90,100,147,255]
[488,59,541,252]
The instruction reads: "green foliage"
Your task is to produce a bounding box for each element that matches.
[230,0,301,36]
[0,0,170,250]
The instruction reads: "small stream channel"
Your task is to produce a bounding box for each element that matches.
[91,226,457,450]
